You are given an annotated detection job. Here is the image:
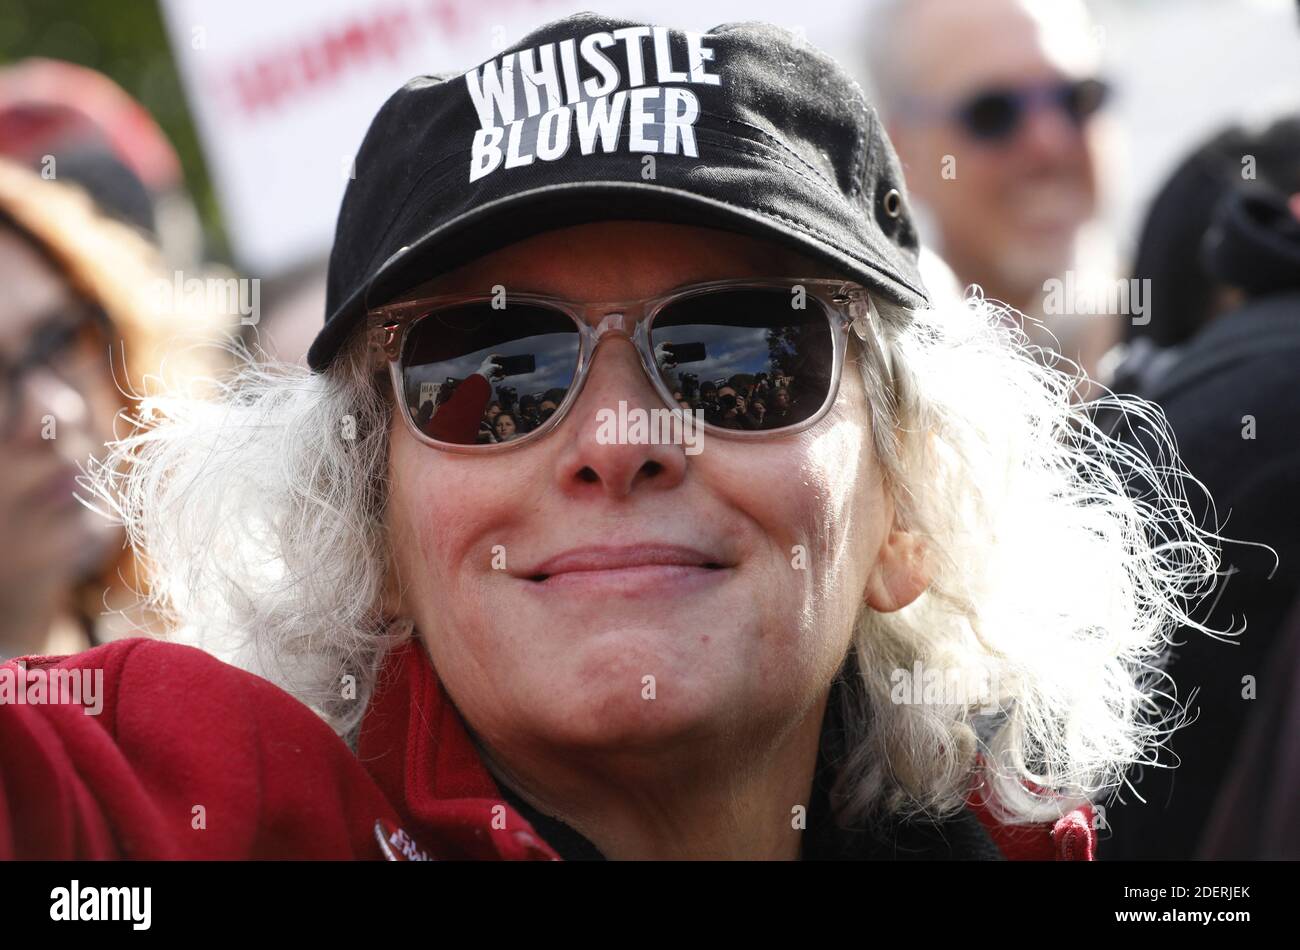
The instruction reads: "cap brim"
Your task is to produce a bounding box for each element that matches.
[308,180,929,371]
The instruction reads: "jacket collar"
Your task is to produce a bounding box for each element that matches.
[356,635,1093,860]
[357,636,561,860]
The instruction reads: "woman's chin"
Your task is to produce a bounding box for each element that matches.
[500,572,756,639]
[514,640,773,740]
[518,619,747,683]
[523,682,734,752]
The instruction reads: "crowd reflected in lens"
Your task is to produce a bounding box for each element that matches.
[410,366,811,445]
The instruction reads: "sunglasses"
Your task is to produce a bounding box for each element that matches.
[953,78,1110,142]
[1,301,113,441]
[368,277,892,452]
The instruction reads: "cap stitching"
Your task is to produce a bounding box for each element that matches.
[688,108,841,192]
[688,135,859,205]
[388,184,927,306]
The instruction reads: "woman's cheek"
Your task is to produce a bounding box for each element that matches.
[704,440,835,623]
[785,422,885,635]
[391,451,514,627]
[795,424,868,561]
[388,435,453,619]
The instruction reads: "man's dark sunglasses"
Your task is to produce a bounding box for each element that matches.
[953,78,1111,142]
[0,302,112,440]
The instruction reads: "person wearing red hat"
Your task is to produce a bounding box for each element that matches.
[0,57,203,266]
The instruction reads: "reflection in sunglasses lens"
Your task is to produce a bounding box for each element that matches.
[401,303,579,446]
[651,289,833,432]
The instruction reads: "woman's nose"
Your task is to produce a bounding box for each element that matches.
[552,334,688,499]
[1017,100,1087,165]
[11,364,90,442]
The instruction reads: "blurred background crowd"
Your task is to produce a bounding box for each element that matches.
[0,0,1296,860]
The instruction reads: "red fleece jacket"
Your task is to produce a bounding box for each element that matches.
[0,637,1094,860]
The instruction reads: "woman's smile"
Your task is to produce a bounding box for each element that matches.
[524,565,734,595]
[514,542,734,596]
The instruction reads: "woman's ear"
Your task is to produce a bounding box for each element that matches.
[865,527,930,613]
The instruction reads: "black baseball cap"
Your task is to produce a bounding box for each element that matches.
[308,11,930,371]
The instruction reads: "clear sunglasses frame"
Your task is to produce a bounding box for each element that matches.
[367,277,893,454]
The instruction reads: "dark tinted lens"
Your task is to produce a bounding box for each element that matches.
[401,303,579,445]
[1061,78,1108,124]
[651,288,834,432]
[28,310,109,388]
[961,90,1020,140]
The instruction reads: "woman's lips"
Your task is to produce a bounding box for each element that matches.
[519,543,732,595]
[527,563,731,595]
[24,467,82,511]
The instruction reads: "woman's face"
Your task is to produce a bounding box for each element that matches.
[385,220,925,777]
[494,413,516,440]
[0,227,120,601]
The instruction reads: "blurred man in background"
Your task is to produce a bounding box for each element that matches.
[864,0,1120,380]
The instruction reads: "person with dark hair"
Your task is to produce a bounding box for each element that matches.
[1100,114,1300,861]
[524,395,547,432]
[493,411,519,443]
[1134,118,1300,347]
[711,385,743,429]
[767,387,794,423]
[1197,590,1300,860]
[415,398,436,431]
